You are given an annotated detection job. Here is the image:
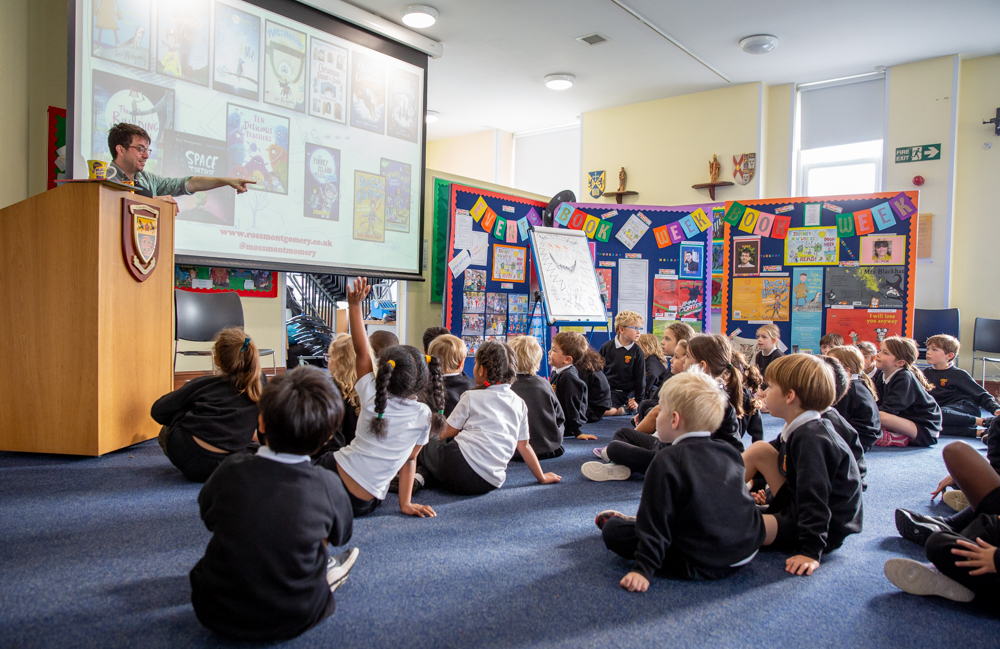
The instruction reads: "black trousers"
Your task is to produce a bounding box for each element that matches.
[609,389,634,409]
[636,398,658,423]
[417,436,496,496]
[601,518,738,581]
[606,427,662,475]
[925,486,1000,597]
[313,452,382,517]
[511,446,564,462]
[161,426,230,483]
[940,402,981,438]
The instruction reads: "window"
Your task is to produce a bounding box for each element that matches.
[800,140,882,196]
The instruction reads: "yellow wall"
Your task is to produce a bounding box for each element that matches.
[0,0,30,208]
[581,83,763,206]
[426,131,497,185]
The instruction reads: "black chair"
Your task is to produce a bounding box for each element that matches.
[912,307,960,366]
[972,317,1000,386]
[174,289,277,375]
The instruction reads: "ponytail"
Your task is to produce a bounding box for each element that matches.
[425,354,447,437]
[859,372,879,402]
[214,327,263,402]
[734,350,763,416]
[883,336,934,392]
[687,334,744,417]
[574,347,605,374]
[370,358,393,439]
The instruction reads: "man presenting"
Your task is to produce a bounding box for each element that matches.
[103,123,254,201]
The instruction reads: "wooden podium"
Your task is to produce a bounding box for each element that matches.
[0,182,175,455]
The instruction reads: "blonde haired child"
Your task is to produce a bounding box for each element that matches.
[637,333,668,401]
[428,334,476,417]
[510,336,566,460]
[320,333,376,453]
[826,345,881,451]
[599,310,646,415]
[755,324,784,380]
[876,337,942,447]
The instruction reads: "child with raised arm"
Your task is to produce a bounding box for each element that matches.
[315,278,440,518]
[875,336,942,447]
[428,334,476,417]
[923,334,1000,437]
[509,335,566,460]
[599,310,646,416]
[595,370,765,591]
[549,332,597,441]
[190,367,357,642]
[741,354,863,576]
[827,345,881,452]
[416,340,561,495]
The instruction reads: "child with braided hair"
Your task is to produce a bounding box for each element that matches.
[315,278,441,518]
[417,340,561,495]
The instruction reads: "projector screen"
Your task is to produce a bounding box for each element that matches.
[71,0,427,279]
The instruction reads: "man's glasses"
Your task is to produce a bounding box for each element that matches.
[128,145,154,155]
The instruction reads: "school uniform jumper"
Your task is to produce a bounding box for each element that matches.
[190,449,354,642]
[880,369,942,447]
[602,433,765,580]
[925,485,1000,598]
[821,407,868,491]
[580,368,613,423]
[923,365,1000,437]
[599,338,645,408]
[741,388,764,444]
[833,377,881,452]
[550,364,588,438]
[754,347,784,385]
[443,372,478,417]
[510,373,566,460]
[643,355,668,401]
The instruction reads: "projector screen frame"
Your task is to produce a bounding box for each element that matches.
[68,0,429,282]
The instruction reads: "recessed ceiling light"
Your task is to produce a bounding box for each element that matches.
[401,5,438,29]
[739,34,778,55]
[543,73,575,90]
[425,110,439,124]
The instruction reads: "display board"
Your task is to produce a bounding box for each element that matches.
[719,192,919,358]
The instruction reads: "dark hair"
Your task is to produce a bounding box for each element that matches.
[820,355,850,405]
[552,331,604,373]
[730,348,762,416]
[422,326,450,353]
[371,345,445,439]
[473,340,517,387]
[107,123,151,159]
[686,334,744,417]
[369,330,399,360]
[214,327,263,402]
[259,366,344,455]
[820,333,844,347]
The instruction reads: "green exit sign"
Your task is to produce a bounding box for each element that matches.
[895,144,941,163]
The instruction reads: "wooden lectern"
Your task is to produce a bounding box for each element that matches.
[0,182,175,455]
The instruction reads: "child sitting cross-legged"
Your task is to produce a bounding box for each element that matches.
[599,310,646,416]
[509,335,566,461]
[416,340,561,495]
[754,324,784,382]
[923,334,1000,437]
[631,339,690,428]
[638,333,668,402]
[875,336,942,447]
[595,370,765,591]
[428,334,476,417]
[826,345,881,452]
[818,355,869,491]
[313,333,376,459]
[549,332,599,441]
[190,366,358,642]
[742,354,863,576]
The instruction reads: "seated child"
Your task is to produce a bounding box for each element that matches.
[885,440,1000,603]
[190,366,357,642]
[315,333,374,457]
[741,354,863,576]
[595,370,765,591]
[549,332,598,441]
[661,321,696,374]
[316,278,440,518]
[369,330,399,362]
[732,350,764,444]
[827,345,881,452]
[923,334,1000,437]
[428,334,476,417]
[509,335,566,460]
[754,324,785,381]
[152,327,265,482]
[819,355,868,490]
[417,340,561,494]
[599,310,646,416]
[638,333,669,401]
[875,337,942,447]
[578,349,612,425]
[633,339,689,427]
[422,325,450,353]
[820,333,844,356]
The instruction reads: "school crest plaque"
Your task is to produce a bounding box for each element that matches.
[587,170,606,199]
[732,153,756,185]
[122,199,160,282]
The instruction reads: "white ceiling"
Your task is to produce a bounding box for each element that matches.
[350,0,1000,140]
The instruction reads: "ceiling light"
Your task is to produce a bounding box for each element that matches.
[739,34,778,55]
[401,5,438,29]
[544,74,575,91]
[425,110,439,124]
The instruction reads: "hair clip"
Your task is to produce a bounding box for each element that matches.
[388,360,396,369]
[377,412,384,419]
[425,355,432,363]
[241,337,251,352]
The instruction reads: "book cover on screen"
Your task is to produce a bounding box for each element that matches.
[161,130,235,225]
[380,158,410,232]
[263,20,306,113]
[92,0,151,70]
[91,70,174,172]
[156,0,209,86]
[226,103,289,194]
[308,36,347,124]
[350,52,386,134]
[304,144,340,221]
[386,67,419,143]
[213,2,260,100]
[353,171,385,242]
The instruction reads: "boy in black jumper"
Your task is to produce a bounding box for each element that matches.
[190,366,358,642]
[596,370,765,590]
[509,335,566,460]
[599,310,646,416]
[742,354,863,576]
[923,334,1000,437]
[549,332,594,440]
[428,334,476,417]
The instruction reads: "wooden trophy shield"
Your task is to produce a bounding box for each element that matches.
[122,199,160,282]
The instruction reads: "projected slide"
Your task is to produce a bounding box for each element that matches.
[73,0,425,277]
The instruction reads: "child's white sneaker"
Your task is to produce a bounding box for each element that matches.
[581,461,630,481]
[883,558,975,602]
[327,547,360,592]
[943,490,969,512]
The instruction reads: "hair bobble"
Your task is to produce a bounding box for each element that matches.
[426,355,433,363]
[437,409,445,415]
[241,337,251,352]
[484,380,491,387]
[388,360,395,369]
[727,363,734,370]
[377,412,384,419]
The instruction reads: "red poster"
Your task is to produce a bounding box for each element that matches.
[825,309,903,347]
[653,277,703,320]
[596,268,612,309]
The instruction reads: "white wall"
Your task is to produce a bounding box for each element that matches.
[513,126,581,200]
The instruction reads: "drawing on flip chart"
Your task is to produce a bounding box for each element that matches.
[529,227,607,324]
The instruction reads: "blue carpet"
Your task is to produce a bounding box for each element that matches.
[2,416,999,648]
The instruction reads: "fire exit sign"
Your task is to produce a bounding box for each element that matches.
[895,144,941,163]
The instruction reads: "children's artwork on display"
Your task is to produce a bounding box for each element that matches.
[381,159,411,233]
[463,336,482,357]
[491,244,527,283]
[485,315,507,335]
[463,269,486,292]
[463,292,485,313]
[175,265,277,297]
[226,104,289,194]
[386,67,420,143]
[161,131,234,225]
[825,309,904,345]
[791,268,823,312]
[486,335,507,343]
[92,0,151,70]
[508,314,529,336]
[824,266,906,309]
[462,314,484,336]
[530,227,607,324]
[860,234,906,265]
[614,212,651,250]
[485,292,508,314]
[91,71,174,170]
[308,37,347,123]
[730,335,760,362]
[508,294,528,313]
[213,3,260,100]
[731,278,790,322]
[652,277,703,321]
[596,268,612,309]
[353,170,386,242]
[679,242,704,279]
[733,237,760,276]
[784,227,839,265]
[350,52,386,134]
[157,0,210,85]
[263,21,307,113]
[303,144,340,221]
